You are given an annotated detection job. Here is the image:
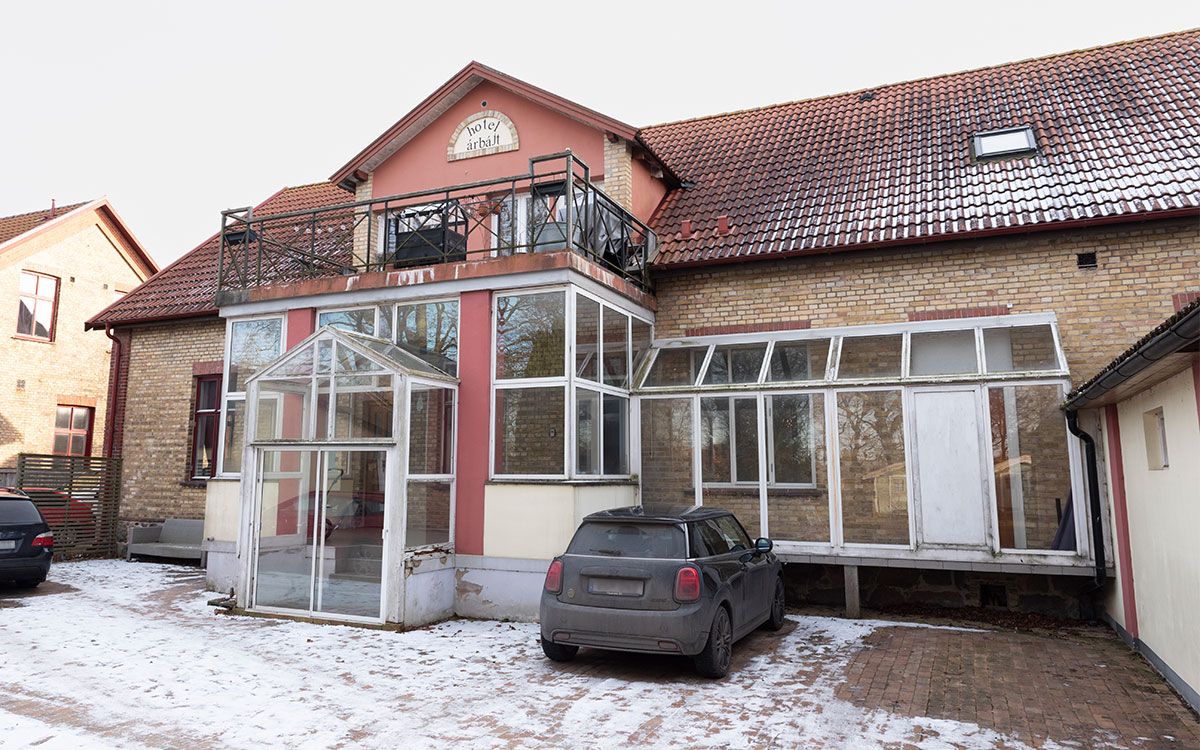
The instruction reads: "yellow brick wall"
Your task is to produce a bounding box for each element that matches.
[651,218,1200,383]
[0,212,148,472]
[119,318,225,523]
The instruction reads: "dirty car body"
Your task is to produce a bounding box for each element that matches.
[539,505,784,677]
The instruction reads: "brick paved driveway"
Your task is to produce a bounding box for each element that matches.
[1,561,1196,749]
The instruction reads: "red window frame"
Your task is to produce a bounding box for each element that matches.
[191,376,222,479]
[53,405,93,457]
[16,270,60,342]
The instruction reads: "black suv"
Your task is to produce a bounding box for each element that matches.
[0,490,53,587]
[539,505,784,678]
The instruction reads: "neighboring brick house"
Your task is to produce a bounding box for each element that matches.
[93,30,1198,630]
[0,199,157,483]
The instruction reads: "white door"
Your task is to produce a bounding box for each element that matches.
[911,388,989,547]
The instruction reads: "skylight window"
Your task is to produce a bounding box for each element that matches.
[972,126,1037,160]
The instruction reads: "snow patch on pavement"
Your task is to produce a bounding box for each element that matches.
[0,561,1073,749]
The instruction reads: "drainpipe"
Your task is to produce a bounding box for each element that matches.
[103,325,121,459]
[1064,409,1106,600]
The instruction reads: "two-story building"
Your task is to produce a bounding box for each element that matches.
[1,198,157,484]
[90,29,1199,629]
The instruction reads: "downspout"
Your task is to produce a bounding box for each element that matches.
[103,324,122,459]
[1064,409,1106,596]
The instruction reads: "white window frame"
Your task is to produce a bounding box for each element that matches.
[218,313,286,477]
[490,284,649,481]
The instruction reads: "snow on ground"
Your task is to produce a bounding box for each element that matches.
[1,560,1065,749]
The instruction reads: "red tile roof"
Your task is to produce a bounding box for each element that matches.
[0,202,89,246]
[640,29,1200,267]
[87,182,350,329]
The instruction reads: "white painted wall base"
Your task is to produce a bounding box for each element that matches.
[453,554,548,621]
[404,552,456,627]
[203,541,237,594]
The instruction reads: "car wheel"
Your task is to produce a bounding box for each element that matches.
[762,577,786,631]
[541,637,579,662]
[694,605,732,678]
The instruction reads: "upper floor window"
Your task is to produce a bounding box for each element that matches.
[192,376,222,479]
[972,126,1037,160]
[54,405,92,456]
[17,271,59,341]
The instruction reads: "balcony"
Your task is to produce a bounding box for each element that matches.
[216,153,656,302]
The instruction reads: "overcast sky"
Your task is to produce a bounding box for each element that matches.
[2,0,1196,267]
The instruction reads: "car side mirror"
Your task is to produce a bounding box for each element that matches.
[755,537,773,554]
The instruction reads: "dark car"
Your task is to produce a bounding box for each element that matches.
[539,505,784,678]
[0,490,54,587]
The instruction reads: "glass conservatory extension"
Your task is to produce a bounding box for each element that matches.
[233,327,457,625]
[634,313,1094,570]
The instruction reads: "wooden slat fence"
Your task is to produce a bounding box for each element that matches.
[15,454,122,559]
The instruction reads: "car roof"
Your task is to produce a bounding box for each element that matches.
[582,505,733,524]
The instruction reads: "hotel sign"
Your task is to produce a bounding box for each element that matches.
[448,110,519,161]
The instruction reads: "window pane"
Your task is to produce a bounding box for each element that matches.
[631,319,653,384]
[318,450,387,618]
[495,292,566,379]
[71,407,90,431]
[768,393,830,542]
[567,522,685,559]
[703,345,766,385]
[229,319,282,392]
[702,398,761,535]
[910,330,978,376]
[575,296,600,382]
[576,388,600,475]
[409,386,454,475]
[700,398,730,483]
[989,384,1073,551]
[254,450,318,611]
[334,376,393,439]
[223,400,244,473]
[19,272,37,295]
[37,274,57,297]
[643,347,708,387]
[838,390,909,544]
[69,435,86,457]
[17,297,35,336]
[734,398,759,482]
[53,433,69,455]
[318,308,375,336]
[494,387,565,475]
[257,379,312,440]
[640,398,694,502]
[406,480,451,548]
[602,309,629,387]
[193,414,217,477]
[767,340,830,382]
[335,344,383,373]
[984,326,1059,373]
[602,394,628,475]
[55,406,72,430]
[197,379,220,411]
[34,298,53,339]
[837,335,902,380]
[396,300,460,376]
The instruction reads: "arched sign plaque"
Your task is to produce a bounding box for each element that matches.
[447,110,519,161]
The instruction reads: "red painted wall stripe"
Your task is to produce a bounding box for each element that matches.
[286,308,315,350]
[454,290,491,556]
[1105,404,1138,639]
[1192,360,1200,433]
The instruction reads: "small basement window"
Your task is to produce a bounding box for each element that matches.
[972,126,1037,160]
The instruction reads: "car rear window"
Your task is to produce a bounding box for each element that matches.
[0,499,44,524]
[567,522,685,559]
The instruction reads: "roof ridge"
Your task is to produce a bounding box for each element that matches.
[639,27,1200,131]
[279,180,337,192]
[0,200,91,222]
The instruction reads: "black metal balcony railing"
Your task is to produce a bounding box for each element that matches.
[216,153,656,297]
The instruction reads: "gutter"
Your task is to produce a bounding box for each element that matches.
[1064,410,1106,594]
[103,325,122,459]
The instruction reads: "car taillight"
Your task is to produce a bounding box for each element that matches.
[544,560,563,594]
[31,532,53,547]
[675,566,700,602]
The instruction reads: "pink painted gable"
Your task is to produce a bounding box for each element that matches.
[371,81,608,198]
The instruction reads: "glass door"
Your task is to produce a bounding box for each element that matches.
[253,448,388,621]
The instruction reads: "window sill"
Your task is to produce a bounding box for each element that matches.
[487,477,638,486]
[12,334,54,344]
[180,480,209,489]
